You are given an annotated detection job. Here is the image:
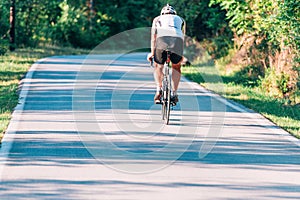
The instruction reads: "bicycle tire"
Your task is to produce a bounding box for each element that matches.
[164,73,171,125]
[162,90,166,120]
[161,80,168,121]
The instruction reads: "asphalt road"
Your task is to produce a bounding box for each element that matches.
[1,53,300,199]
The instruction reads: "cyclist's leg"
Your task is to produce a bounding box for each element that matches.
[171,61,182,93]
[171,60,182,103]
[169,37,183,102]
[154,63,163,101]
[153,48,166,103]
[170,52,183,94]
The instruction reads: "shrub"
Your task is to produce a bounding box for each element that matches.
[260,68,295,101]
[0,39,9,55]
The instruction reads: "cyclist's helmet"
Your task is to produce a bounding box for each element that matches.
[160,4,177,15]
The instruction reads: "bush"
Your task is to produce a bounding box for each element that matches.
[0,39,9,55]
[233,65,263,87]
[260,68,295,100]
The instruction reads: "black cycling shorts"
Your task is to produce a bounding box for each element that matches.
[154,36,183,65]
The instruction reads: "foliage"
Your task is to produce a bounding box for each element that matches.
[210,0,300,101]
[0,0,10,55]
[274,0,300,59]
[50,0,108,48]
[0,40,9,55]
[2,0,162,48]
[0,0,299,99]
[2,0,231,50]
[260,68,289,98]
[163,0,233,59]
[15,0,62,46]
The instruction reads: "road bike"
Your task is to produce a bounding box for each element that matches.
[151,51,175,125]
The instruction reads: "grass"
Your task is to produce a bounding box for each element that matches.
[182,62,300,139]
[0,45,89,142]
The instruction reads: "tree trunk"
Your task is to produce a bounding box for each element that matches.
[87,0,95,30]
[9,0,16,51]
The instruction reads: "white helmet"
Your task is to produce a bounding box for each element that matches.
[160,4,177,15]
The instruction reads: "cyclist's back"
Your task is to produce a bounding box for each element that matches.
[153,14,185,39]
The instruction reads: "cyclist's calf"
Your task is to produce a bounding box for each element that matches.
[172,63,181,74]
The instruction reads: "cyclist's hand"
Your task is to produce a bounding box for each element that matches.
[181,56,191,67]
[147,53,154,62]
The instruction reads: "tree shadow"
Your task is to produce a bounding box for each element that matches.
[183,63,300,136]
[1,54,300,199]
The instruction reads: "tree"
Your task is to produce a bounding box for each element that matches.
[0,0,10,54]
[9,0,16,51]
[210,0,299,99]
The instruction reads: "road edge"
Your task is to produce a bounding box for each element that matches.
[0,57,49,180]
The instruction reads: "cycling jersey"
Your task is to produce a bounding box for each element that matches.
[151,14,185,64]
[151,14,185,39]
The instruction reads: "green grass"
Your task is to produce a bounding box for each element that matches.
[0,45,89,142]
[182,63,300,139]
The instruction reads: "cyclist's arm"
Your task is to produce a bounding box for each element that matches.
[151,33,156,56]
[150,17,159,56]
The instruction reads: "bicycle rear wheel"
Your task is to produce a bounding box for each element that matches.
[162,73,171,125]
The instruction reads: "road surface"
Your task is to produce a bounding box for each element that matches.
[1,53,300,199]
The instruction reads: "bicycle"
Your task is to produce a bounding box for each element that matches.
[151,51,176,125]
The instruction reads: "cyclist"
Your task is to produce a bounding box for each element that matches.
[148,4,186,104]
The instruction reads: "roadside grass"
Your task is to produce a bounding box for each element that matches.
[0,46,89,142]
[182,63,300,139]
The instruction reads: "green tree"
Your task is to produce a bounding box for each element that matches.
[16,0,62,46]
[0,0,10,54]
[210,0,300,100]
